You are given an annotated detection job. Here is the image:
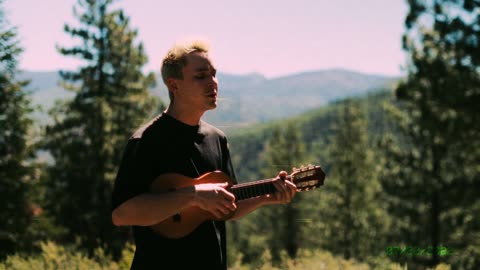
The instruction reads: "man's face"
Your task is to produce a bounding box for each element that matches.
[173,51,218,112]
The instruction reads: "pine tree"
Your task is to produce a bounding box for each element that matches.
[0,0,35,257]
[381,0,480,268]
[318,100,388,261]
[43,0,162,253]
[259,122,307,261]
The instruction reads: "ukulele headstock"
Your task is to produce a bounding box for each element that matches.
[290,164,326,191]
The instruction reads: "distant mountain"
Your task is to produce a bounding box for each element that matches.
[151,69,397,127]
[227,90,396,181]
[22,69,398,127]
[19,71,62,92]
[260,69,391,99]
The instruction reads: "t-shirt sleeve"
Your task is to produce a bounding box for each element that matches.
[221,136,237,185]
[111,137,155,211]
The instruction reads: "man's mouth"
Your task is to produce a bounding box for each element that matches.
[206,92,217,98]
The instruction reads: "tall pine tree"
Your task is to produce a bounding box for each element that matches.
[44,0,162,252]
[318,100,388,261]
[0,0,35,257]
[381,0,480,268]
[259,122,307,261]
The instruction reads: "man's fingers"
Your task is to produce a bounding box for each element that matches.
[220,189,235,201]
[214,209,223,219]
[214,182,235,201]
[212,201,236,218]
[222,200,237,211]
[218,206,229,215]
[285,180,297,199]
[273,181,287,202]
[272,177,297,204]
[220,182,229,188]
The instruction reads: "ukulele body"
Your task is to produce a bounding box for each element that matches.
[149,165,325,239]
[149,171,235,238]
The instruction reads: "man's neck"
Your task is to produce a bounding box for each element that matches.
[164,104,204,126]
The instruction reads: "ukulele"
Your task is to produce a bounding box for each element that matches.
[149,164,325,238]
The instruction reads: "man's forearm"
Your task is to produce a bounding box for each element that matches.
[229,195,273,221]
[112,187,196,226]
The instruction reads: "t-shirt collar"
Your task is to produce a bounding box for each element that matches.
[161,112,201,135]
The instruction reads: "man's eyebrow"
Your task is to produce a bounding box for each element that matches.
[194,66,217,73]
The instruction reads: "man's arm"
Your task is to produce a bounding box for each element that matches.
[112,187,195,226]
[112,182,237,226]
[229,171,297,220]
[111,173,295,226]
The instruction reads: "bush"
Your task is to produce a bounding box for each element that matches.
[0,241,134,270]
[229,249,451,270]
[1,243,452,270]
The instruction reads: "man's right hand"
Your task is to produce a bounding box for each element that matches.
[193,182,236,219]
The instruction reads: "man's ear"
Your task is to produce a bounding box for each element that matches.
[166,78,177,96]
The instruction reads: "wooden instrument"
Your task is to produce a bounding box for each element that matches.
[150,164,325,238]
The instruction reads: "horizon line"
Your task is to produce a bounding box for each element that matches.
[19,66,404,79]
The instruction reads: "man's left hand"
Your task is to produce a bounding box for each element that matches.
[266,171,297,204]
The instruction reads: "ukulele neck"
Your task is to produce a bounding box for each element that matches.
[229,178,278,201]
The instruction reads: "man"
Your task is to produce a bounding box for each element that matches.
[111,39,297,270]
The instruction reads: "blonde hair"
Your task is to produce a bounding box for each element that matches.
[161,39,210,101]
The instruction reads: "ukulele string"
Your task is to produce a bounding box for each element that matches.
[190,158,200,176]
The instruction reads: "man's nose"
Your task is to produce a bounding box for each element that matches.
[208,76,218,88]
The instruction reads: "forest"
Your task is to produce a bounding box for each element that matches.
[1,0,479,269]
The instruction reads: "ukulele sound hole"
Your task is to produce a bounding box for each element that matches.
[173,214,181,223]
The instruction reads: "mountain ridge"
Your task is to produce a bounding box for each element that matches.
[21,68,399,126]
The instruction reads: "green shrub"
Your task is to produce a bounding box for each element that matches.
[1,243,451,270]
[229,249,451,270]
[0,241,134,270]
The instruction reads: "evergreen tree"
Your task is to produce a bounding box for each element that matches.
[259,122,307,261]
[318,100,388,261]
[43,0,162,253]
[0,0,35,257]
[381,1,480,268]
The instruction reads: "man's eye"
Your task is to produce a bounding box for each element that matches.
[195,75,205,79]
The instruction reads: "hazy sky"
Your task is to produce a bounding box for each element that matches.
[4,0,408,78]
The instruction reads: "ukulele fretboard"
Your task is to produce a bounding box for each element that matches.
[229,179,277,200]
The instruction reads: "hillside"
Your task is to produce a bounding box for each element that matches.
[226,89,396,181]
[21,69,397,127]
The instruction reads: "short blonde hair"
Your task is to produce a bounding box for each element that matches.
[160,39,210,101]
[161,39,210,101]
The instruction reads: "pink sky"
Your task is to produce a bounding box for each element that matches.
[5,0,408,78]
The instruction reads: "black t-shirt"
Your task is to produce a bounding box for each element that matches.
[112,113,237,270]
